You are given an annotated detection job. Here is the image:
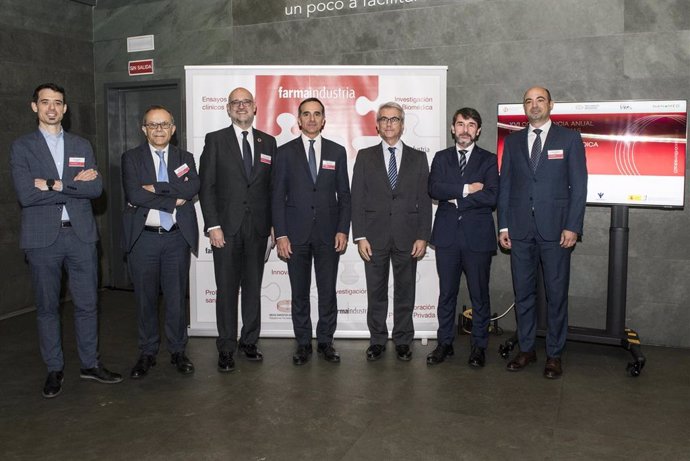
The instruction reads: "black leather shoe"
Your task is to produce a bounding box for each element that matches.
[130,355,156,379]
[80,364,123,384]
[366,344,385,361]
[426,343,454,365]
[42,370,64,398]
[218,351,235,373]
[396,344,412,361]
[317,343,340,363]
[506,351,537,372]
[293,344,313,365]
[171,352,194,375]
[239,343,264,361]
[468,346,486,368]
[544,357,563,379]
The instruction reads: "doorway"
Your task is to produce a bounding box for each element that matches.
[105,80,183,289]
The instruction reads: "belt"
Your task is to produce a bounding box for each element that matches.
[144,224,179,234]
[61,221,72,228]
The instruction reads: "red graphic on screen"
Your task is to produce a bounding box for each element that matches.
[497,112,687,176]
[255,75,379,158]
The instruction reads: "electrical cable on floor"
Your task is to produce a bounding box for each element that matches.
[460,303,515,335]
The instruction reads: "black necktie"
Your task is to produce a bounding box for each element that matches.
[458,149,467,176]
[530,128,542,172]
[242,130,252,178]
[308,139,317,183]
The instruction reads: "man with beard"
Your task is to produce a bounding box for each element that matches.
[498,86,587,379]
[427,107,498,367]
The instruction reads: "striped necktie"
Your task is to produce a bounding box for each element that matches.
[155,150,174,230]
[387,147,398,189]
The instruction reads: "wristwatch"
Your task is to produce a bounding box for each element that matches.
[46,179,55,191]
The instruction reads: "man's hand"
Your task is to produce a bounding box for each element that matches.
[467,182,484,194]
[142,184,155,193]
[276,237,292,260]
[499,230,511,250]
[175,199,187,206]
[560,230,578,248]
[411,239,427,259]
[334,232,348,253]
[74,169,98,182]
[35,179,48,191]
[270,227,276,248]
[209,228,225,248]
[357,239,372,262]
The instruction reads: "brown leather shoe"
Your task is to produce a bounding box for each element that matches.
[544,357,563,379]
[506,351,537,371]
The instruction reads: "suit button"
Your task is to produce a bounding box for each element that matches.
[313,188,316,192]
[243,201,247,204]
[311,206,314,209]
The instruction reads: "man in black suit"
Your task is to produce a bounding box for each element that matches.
[272,98,351,365]
[427,108,498,367]
[498,86,588,379]
[121,105,199,378]
[10,83,122,398]
[351,102,432,361]
[199,87,277,372]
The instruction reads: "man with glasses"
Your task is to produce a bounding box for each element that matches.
[121,105,200,378]
[351,102,432,361]
[10,83,122,398]
[199,87,277,372]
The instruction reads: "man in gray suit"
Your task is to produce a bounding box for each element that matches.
[10,83,122,399]
[351,102,432,361]
[121,105,200,378]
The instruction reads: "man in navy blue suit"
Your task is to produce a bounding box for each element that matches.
[427,108,498,368]
[272,98,351,365]
[121,105,200,378]
[10,83,122,398]
[498,86,587,379]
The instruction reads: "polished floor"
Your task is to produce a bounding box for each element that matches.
[1,289,689,461]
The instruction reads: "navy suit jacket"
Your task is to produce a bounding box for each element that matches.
[120,142,200,255]
[351,142,432,251]
[498,123,587,241]
[10,130,102,249]
[199,126,276,238]
[428,145,498,253]
[272,136,351,245]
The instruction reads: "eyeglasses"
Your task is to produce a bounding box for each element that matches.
[144,122,173,130]
[229,99,254,108]
[377,116,402,125]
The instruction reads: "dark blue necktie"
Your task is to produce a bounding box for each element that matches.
[458,149,467,176]
[530,128,543,172]
[155,150,173,230]
[308,139,317,183]
[388,147,398,189]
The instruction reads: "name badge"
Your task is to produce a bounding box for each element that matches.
[174,163,190,177]
[68,157,85,167]
[547,149,564,160]
[322,160,336,170]
[260,154,272,165]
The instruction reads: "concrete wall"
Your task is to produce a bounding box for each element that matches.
[0,0,96,318]
[5,0,690,347]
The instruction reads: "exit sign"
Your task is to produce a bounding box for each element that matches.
[128,59,154,76]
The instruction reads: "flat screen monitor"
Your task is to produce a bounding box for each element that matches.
[497,100,687,208]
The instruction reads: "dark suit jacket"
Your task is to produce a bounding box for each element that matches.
[428,145,498,252]
[351,142,432,251]
[272,136,351,245]
[498,123,588,240]
[198,126,276,238]
[120,142,200,255]
[10,130,102,249]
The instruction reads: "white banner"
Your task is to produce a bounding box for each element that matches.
[185,65,447,339]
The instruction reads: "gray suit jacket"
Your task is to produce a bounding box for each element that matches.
[10,130,102,249]
[120,142,200,255]
[351,142,432,251]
